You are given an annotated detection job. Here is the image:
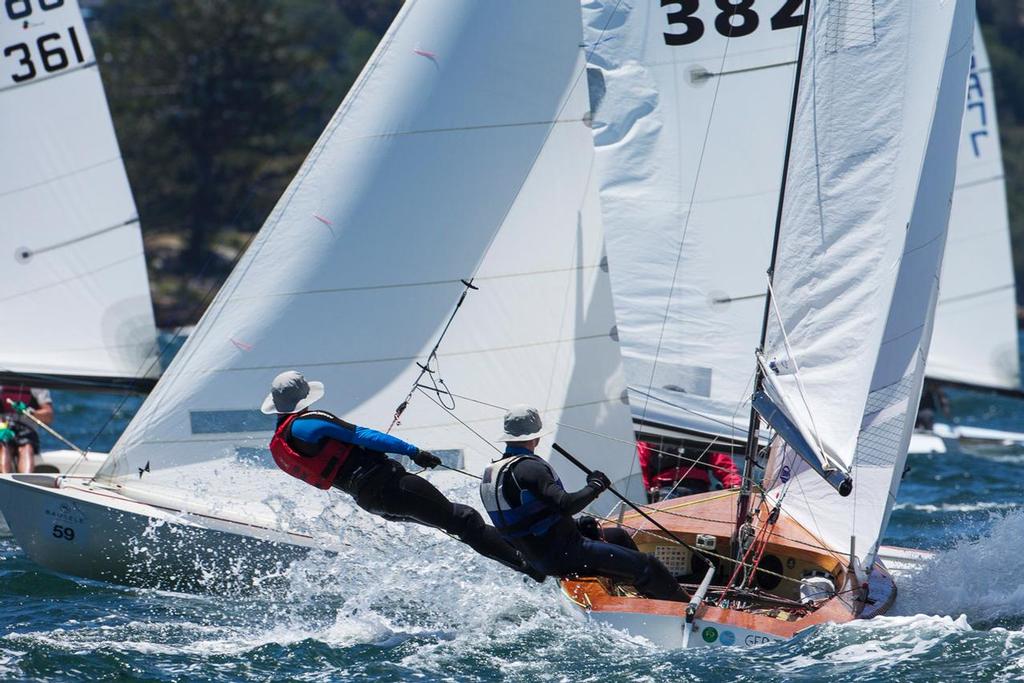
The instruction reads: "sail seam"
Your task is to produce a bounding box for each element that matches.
[937,283,1014,306]
[176,333,614,374]
[0,156,123,199]
[226,263,604,301]
[0,60,97,95]
[954,173,1004,190]
[2,252,143,302]
[334,116,586,144]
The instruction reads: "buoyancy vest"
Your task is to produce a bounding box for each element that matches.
[269,411,354,490]
[480,454,563,538]
[0,386,35,411]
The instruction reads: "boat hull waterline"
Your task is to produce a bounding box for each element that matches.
[0,474,318,591]
[559,491,897,648]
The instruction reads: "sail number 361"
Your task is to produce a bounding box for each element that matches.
[661,0,805,46]
[3,0,84,84]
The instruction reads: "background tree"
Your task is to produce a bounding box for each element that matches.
[88,0,388,325]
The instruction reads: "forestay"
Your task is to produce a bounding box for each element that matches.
[95,0,639,523]
[0,0,158,388]
[927,23,1020,392]
[761,0,974,562]
[581,0,806,442]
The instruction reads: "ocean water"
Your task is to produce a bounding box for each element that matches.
[3,358,1024,680]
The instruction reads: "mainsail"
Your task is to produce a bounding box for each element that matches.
[94,0,640,521]
[585,3,1016,442]
[759,0,974,563]
[928,23,1020,393]
[0,0,159,391]
[581,2,806,442]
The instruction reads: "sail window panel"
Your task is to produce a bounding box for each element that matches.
[190,410,274,435]
[99,0,638,504]
[826,0,877,53]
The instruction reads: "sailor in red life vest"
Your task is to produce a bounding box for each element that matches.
[636,441,742,503]
[0,386,54,474]
[263,370,543,581]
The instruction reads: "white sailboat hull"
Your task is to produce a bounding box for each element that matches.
[908,422,1024,455]
[0,474,317,590]
[0,450,104,537]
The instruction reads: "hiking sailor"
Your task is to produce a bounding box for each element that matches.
[263,370,542,580]
[480,405,687,601]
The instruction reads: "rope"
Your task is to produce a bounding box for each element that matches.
[388,279,478,433]
[589,511,802,588]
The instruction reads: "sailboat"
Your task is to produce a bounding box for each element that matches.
[0,0,641,589]
[583,2,1019,458]
[563,0,975,647]
[914,23,1024,454]
[0,0,159,483]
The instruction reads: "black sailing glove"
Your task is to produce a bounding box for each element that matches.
[586,470,611,493]
[412,449,442,469]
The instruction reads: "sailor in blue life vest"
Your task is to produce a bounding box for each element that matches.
[480,405,687,601]
[263,370,543,581]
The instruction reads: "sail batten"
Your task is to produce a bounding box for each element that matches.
[0,0,159,384]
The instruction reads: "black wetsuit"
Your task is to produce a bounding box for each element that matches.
[283,413,530,576]
[497,453,685,601]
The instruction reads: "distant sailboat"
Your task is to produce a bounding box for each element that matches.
[563,0,974,647]
[584,3,1019,456]
[914,24,1024,453]
[0,0,159,484]
[0,0,640,588]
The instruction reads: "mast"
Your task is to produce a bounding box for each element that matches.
[733,0,812,554]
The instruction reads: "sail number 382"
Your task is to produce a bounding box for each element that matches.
[661,0,805,46]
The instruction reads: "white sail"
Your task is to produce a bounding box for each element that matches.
[761,0,974,561]
[927,23,1020,392]
[0,0,158,388]
[581,1,808,441]
[94,0,640,521]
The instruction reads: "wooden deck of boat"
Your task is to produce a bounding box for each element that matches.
[561,490,879,642]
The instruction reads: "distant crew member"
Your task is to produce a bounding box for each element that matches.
[480,405,687,601]
[0,386,54,474]
[637,441,741,503]
[915,380,952,431]
[263,370,542,581]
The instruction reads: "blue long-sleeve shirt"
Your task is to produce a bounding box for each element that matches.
[289,415,420,457]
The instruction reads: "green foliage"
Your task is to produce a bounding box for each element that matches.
[88,0,392,324]
[87,2,1024,323]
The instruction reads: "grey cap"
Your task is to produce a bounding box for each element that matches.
[260,370,325,415]
[496,404,553,442]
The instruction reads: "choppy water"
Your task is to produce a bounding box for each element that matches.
[3,352,1024,680]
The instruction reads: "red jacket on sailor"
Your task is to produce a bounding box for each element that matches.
[269,412,353,489]
[636,441,742,491]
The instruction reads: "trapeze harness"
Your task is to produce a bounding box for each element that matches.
[269,411,354,490]
[480,454,563,539]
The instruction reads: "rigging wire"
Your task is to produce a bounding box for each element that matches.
[388,278,478,433]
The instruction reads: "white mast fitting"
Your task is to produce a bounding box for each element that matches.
[0,0,159,392]
[0,0,638,585]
